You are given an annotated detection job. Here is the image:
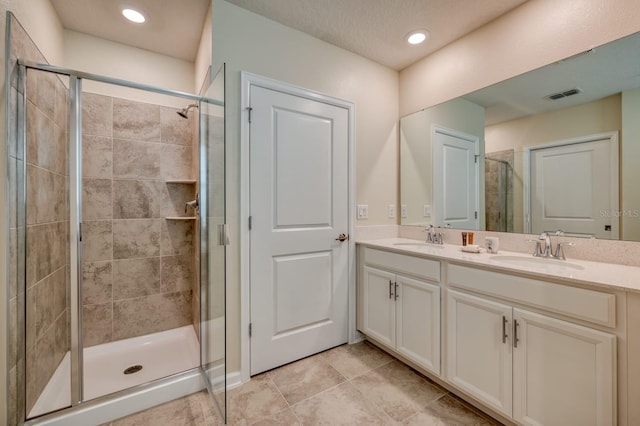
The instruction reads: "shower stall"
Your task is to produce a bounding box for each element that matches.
[484,150,514,232]
[5,14,227,425]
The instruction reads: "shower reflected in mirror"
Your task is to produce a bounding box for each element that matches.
[485,152,514,233]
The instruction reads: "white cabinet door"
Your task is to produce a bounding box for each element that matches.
[513,308,616,426]
[363,266,396,348]
[396,275,441,375]
[447,290,513,417]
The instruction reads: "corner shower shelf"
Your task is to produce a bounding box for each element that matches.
[165,217,197,220]
[165,180,197,184]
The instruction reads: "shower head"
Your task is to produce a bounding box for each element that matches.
[177,103,198,118]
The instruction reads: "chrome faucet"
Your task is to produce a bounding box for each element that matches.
[535,232,551,257]
[425,225,435,243]
[425,225,444,245]
[550,230,575,260]
[529,230,575,259]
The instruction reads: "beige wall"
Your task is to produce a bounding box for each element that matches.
[211,0,399,372]
[485,95,622,153]
[63,31,195,108]
[400,0,640,116]
[195,2,213,92]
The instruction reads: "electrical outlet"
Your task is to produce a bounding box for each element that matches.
[388,204,396,218]
[357,204,369,219]
[423,204,432,218]
[401,204,408,218]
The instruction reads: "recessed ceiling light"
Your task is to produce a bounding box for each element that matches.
[407,30,429,45]
[122,8,146,23]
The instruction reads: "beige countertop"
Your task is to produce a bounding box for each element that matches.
[357,237,640,293]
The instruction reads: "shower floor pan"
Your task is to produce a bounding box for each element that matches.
[29,325,200,418]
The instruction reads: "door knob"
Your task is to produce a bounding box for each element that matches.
[335,233,349,242]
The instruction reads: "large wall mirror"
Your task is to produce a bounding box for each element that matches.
[400,31,640,242]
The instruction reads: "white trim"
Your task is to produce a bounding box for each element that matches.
[240,71,356,383]
[225,371,243,391]
[240,72,251,384]
[431,125,480,229]
[523,148,531,234]
[523,131,619,238]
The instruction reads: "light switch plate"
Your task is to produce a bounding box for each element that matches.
[388,204,396,218]
[357,204,369,219]
[401,204,407,218]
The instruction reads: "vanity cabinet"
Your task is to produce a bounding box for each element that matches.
[361,249,441,375]
[363,266,441,375]
[357,243,621,425]
[447,289,616,425]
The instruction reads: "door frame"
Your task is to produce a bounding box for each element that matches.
[431,125,480,229]
[523,131,619,237]
[239,72,356,383]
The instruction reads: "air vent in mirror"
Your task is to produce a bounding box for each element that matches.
[545,88,582,100]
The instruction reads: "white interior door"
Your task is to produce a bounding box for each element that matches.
[249,84,350,375]
[433,127,479,229]
[530,134,618,238]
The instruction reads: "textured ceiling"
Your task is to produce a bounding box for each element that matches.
[51,0,527,68]
[50,0,210,61]
[225,0,528,70]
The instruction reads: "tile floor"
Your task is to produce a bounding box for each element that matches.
[103,341,501,425]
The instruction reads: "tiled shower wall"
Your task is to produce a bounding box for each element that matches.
[80,93,197,346]
[7,15,71,417]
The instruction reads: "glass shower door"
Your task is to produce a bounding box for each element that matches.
[199,64,226,421]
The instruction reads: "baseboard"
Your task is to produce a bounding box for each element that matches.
[226,370,243,390]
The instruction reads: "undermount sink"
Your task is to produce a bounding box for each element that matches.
[490,255,585,271]
[393,242,444,249]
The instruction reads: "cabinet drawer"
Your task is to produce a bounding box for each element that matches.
[364,248,440,283]
[447,264,615,327]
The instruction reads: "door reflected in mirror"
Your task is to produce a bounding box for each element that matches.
[399,31,640,241]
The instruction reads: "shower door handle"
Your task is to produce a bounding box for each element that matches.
[217,224,230,246]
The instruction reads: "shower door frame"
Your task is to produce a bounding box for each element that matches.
[198,63,227,423]
[16,59,224,423]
